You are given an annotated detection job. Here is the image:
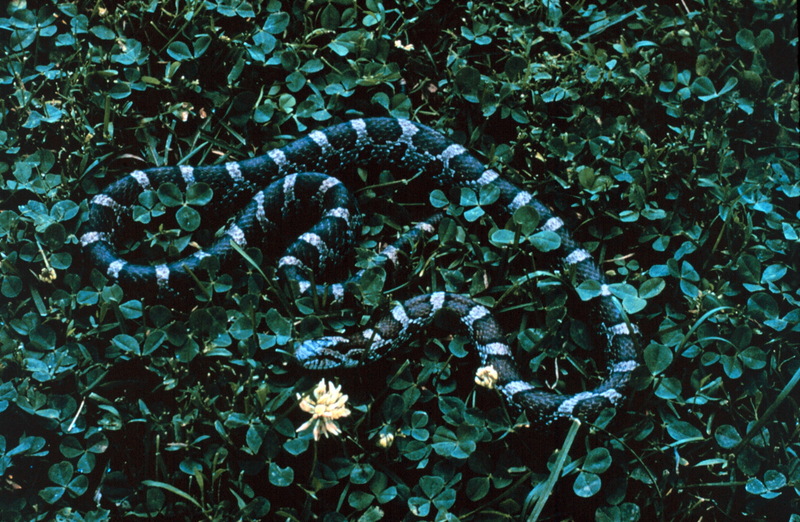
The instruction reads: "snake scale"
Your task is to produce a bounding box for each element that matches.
[82,117,640,426]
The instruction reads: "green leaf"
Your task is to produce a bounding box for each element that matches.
[119,299,143,319]
[466,476,490,501]
[48,461,73,487]
[286,71,305,92]
[254,102,275,123]
[176,206,200,231]
[320,4,340,29]
[112,334,140,355]
[230,316,254,340]
[576,280,602,301]
[745,478,767,495]
[179,459,202,476]
[109,82,131,100]
[347,490,374,510]
[59,437,84,459]
[478,183,499,205]
[760,264,786,284]
[455,66,481,91]
[410,411,429,441]
[429,189,449,208]
[350,463,375,485]
[639,278,665,299]
[245,424,264,453]
[714,424,742,449]
[490,229,516,246]
[739,346,767,370]
[382,394,405,422]
[644,344,672,375]
[735,29,756,51]
[268,461,294,487]
[265,309,291,345]
[747,293,779,321]
[375,485,397,504]
[585,65,602,82]
[185,182,213,205]
[408,496,431,517]
[39,486,66,504]
[432,486,456,511]
[1,275,22,298]
[463,206,485,222]
[583,448,611,474]
[263,12,290,34]
[193,35,211,57]
[142,329,167,355]
[142,480,202,509]
[542,86,568,103]
[690,76,718,101]
[666,421,703,443]
[459,188,479,206]
[573,471,601,497]
[596,503,641,522]
[157,183,183,207]
[641,206,666,220]
[67,474,89,496]
[755,29,775,48]
[513,205,539,228]
[763,470,786,490]
[431,426,475,459]
[679,261,700,298]
[419,475,445,498]
[90,25,116,40]
[622,295,647,314]
[528,230,560,252]
[505,55,527,80]
[283,437,308,456]
[717,76,738,96]
[737,255,760,283]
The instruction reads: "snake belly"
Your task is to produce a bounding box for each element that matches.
[81,117,640,425]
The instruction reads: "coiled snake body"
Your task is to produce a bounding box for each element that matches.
[82,118,639,425]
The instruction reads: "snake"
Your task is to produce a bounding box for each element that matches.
[81,117,640,426]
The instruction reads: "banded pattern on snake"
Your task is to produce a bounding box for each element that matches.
[82,117,640,425]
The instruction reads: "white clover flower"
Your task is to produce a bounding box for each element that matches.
[393,39,415,51]
[377,431,395,448]
[296,379,351,440]
[475,365,499,389]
